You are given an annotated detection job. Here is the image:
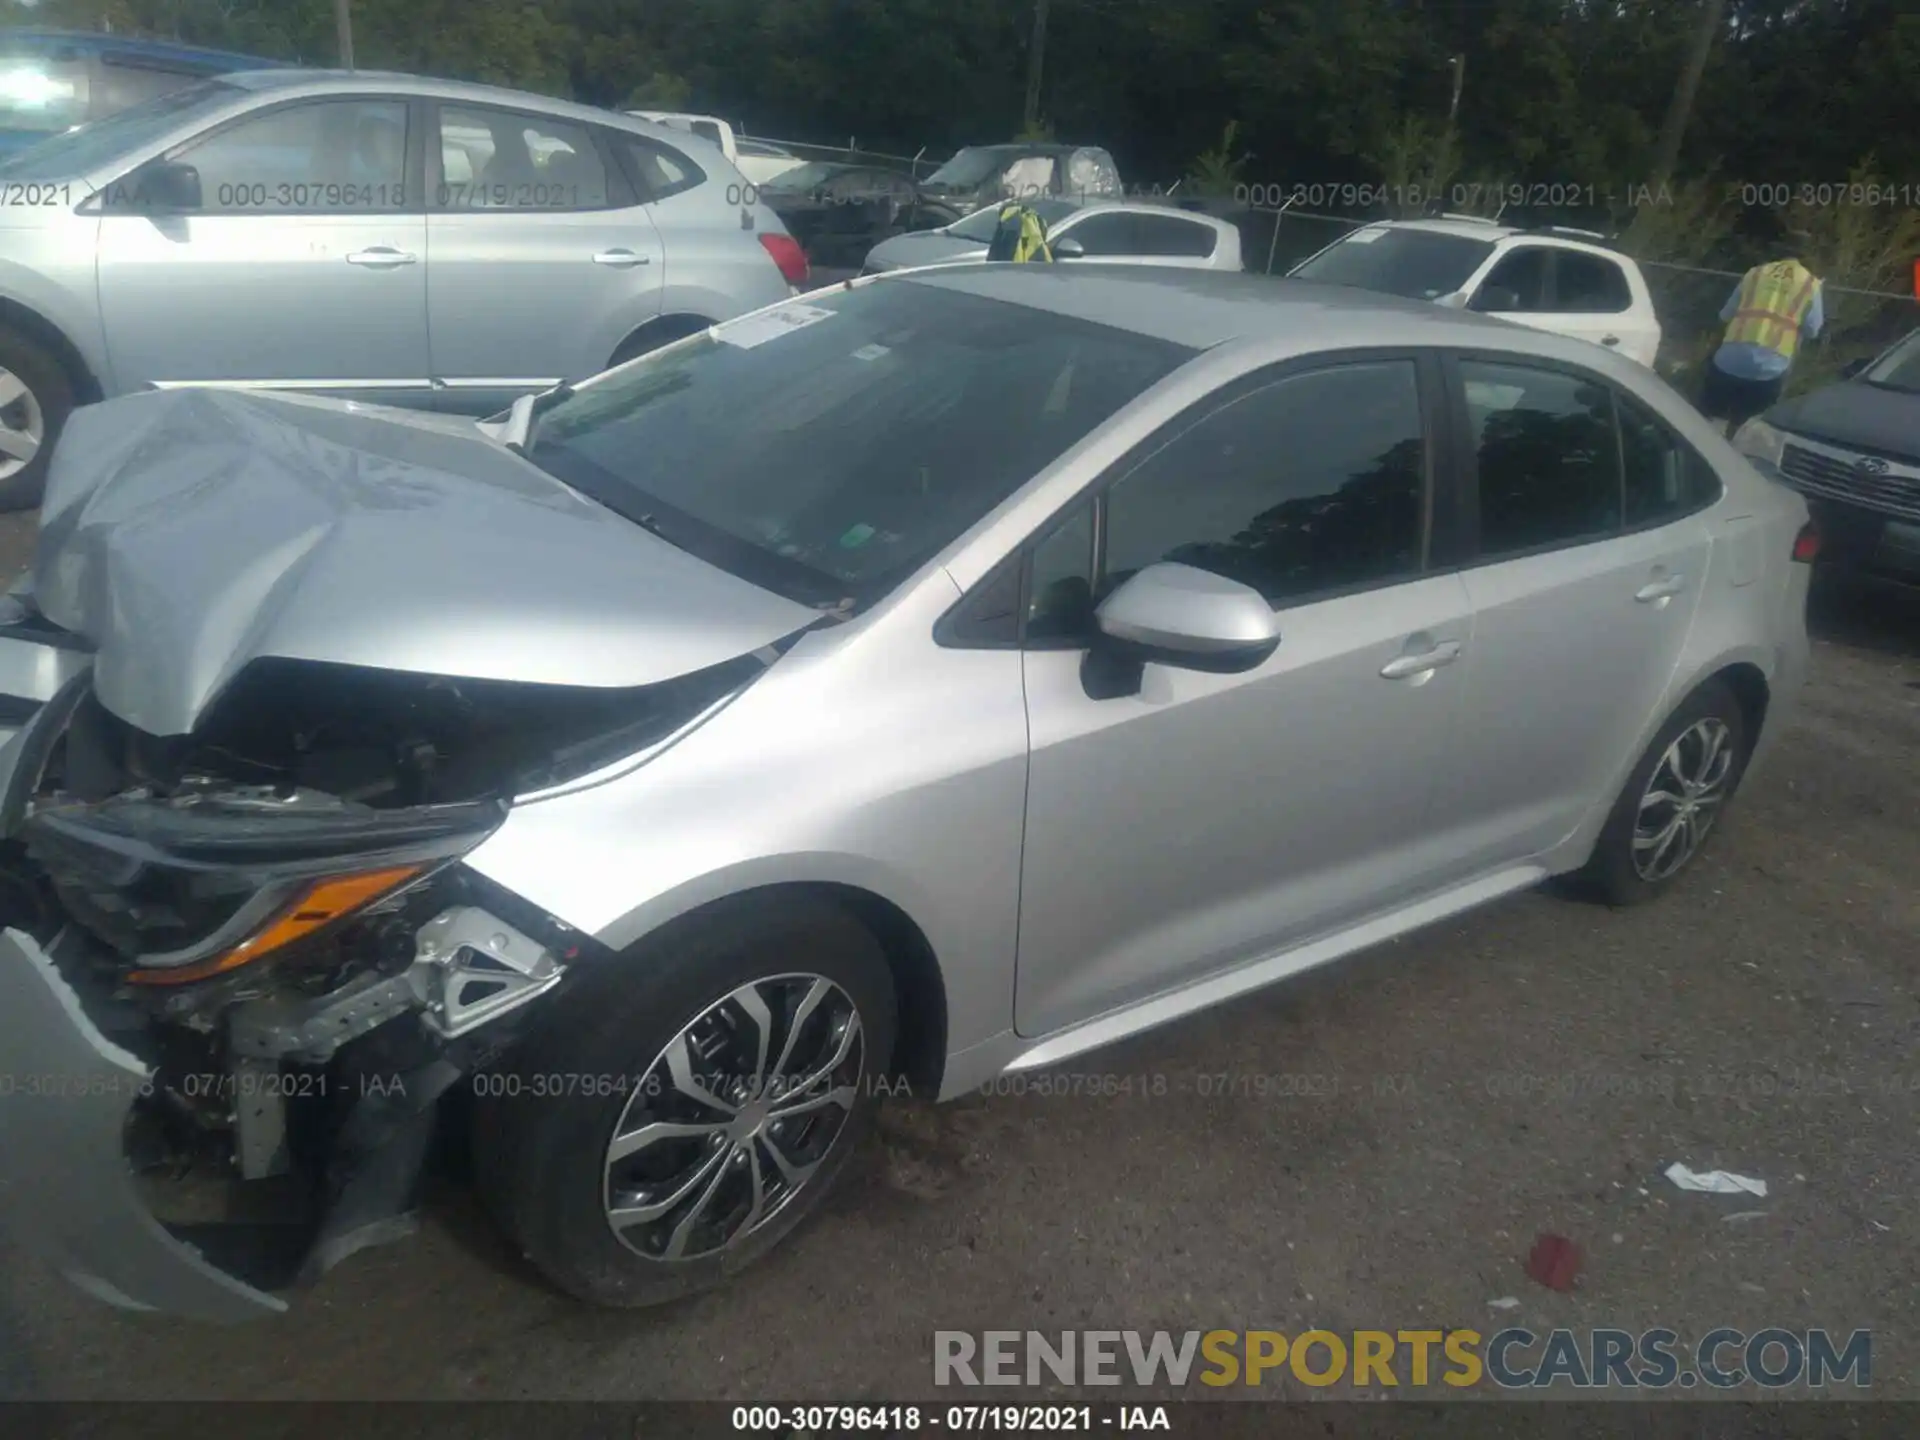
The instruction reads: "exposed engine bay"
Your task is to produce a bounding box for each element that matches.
[0,647,769,1297]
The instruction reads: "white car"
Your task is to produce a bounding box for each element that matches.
[624,111,805,187]
[1288,217,1662,367]
[863,199,1244,274]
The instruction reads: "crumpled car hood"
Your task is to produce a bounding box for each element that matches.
[32,388,818,737]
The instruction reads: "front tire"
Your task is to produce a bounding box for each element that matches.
[474,896,897,1308]
[0,325,76,513]
[1576,679,1750,906]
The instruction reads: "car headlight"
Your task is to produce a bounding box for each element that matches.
[1731,417,1787,469]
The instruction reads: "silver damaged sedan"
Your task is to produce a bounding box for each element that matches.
[0,267,1812,1319]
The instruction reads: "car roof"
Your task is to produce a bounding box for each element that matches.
[1070,200,1232,227]
[1361,217,1522,241]
[0,26,276,68]
[1358,217,1633,262]
[889,263,1645,364]
[213,69,704,138]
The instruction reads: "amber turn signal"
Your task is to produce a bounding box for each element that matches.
[126,864,424,986]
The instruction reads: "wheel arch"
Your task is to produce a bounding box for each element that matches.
[0,296,103,403]
[608,312,714,369]
[615,880,951,1099]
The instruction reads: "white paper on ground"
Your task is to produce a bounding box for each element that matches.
[1665,1162,1768,1197]
[717,304,834,350]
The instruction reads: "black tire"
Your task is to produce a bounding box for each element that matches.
[473,894,897,1308]
[1576,678,1750,907]
[0,324,77,513]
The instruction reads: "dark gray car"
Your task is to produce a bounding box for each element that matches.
[1731,328,1920,582]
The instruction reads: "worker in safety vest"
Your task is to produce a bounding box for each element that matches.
[984,201,1055,264]
[1700,254,1824,434]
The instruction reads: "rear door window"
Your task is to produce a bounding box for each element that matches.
[1553,251,1634,314]
[1131,214,1217,258]
[435,105,611,211]
[1460,358,1621,556]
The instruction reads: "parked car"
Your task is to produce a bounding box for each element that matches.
[916,142,1121,215]
[623,110,805,187]
[862,198,1242,274]
[0,26,280,157]
[759,161,960,268]
[0,69,808,511]
[1287,217,1662,367]
[1731,325,1920,584]
[0,264,1810,1321]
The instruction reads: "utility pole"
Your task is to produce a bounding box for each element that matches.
[1648,0,1726,190]
[1023,0,1050,133]
[333,0,355,69]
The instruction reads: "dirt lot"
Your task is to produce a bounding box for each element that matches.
[0,508,1916,1405]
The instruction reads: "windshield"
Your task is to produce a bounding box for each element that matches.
[1862,329,1920,394]
[0,77,241,179]
[945,198,1078,241]
[524,280,1192,609]
[924,147,1008,189]
[1290,227,1498,301]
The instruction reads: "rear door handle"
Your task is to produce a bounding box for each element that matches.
[344,247,417,268]
[593,249,649,267]
[1635,574,1687,603]
[1601,335,1621,347]
[1380,640,1462,679]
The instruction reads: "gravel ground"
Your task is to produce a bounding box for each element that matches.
[0,507,1916,1405]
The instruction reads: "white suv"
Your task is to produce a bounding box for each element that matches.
[1289,217,1662,367]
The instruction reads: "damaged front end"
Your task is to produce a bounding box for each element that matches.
[0,647,766,1320]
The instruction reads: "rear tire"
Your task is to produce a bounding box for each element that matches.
[473,895,897,1308]
[1576,679,1750,907]
[0,324,76,513]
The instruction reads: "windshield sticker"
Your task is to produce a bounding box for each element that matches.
[1344,228,1388,243]
[718,304,835,350]
[851,343,890,362]
[838,523,877,549]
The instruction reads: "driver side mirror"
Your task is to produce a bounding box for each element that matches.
[1082,562,1280,699]
[1053,237,1085,259]
[1469,284,1520,313]
[111,159,202,214]
[1841,356,1872,379]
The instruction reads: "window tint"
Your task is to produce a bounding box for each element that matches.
[1133,214,1217,258]
[1063,213,1137,255]
[1103,361,1427,605]
[1555,251,1632,313]
[1476,247,1551,311]
[437,105,609,210]
[690,120,723,147]
[1618,393,1719,527]
[172,99,409,213]
[1027,504,1097,640]
[1462,360,1620,556]
[609,132,703,201]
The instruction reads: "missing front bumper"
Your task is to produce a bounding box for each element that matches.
[0,927,286,1320]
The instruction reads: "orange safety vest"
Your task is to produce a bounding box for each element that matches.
[1723,259,1820,360]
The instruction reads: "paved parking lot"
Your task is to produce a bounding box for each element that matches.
[0,507,1916,1402]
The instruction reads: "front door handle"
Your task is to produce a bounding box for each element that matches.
[1601,335,1621,347]
[593,249,649,267]
[344,247,417,268]
[1635,574,1687,603]
[1380,640,1462,680]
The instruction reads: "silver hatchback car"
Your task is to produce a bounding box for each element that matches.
[0,68,805,509]
[0,267,1810,1320]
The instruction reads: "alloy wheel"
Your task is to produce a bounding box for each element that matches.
[603,973,865,1262]
[1632,717,1735,882]
[0,366,45,483]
